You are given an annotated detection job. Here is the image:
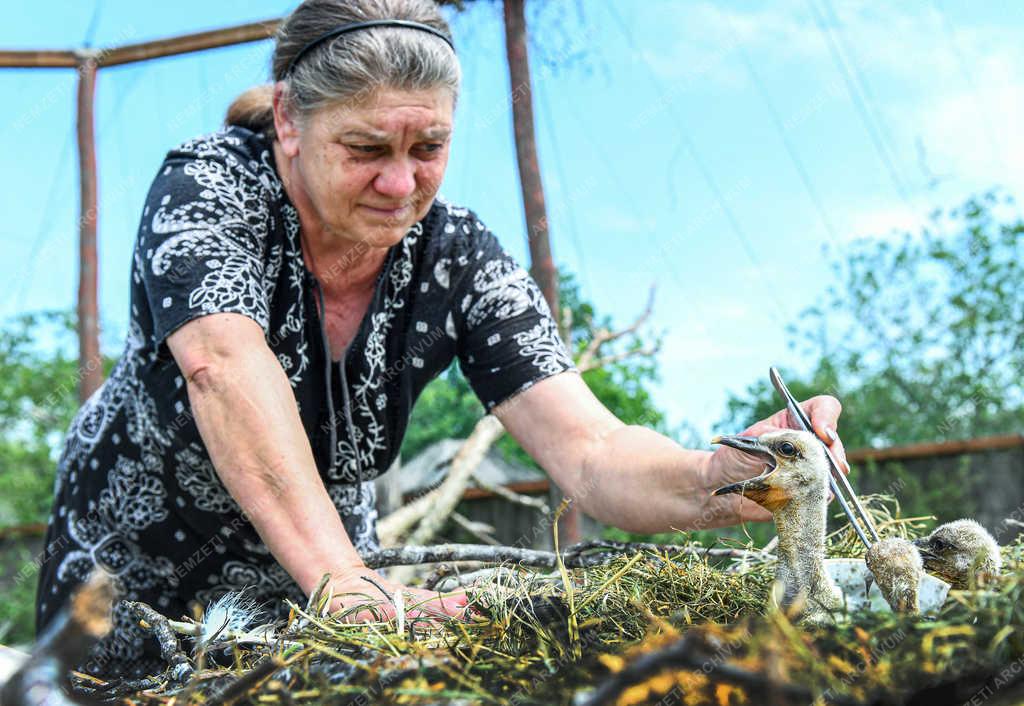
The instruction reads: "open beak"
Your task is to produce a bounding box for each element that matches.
[710,435,777,466]
[710,435,788,511]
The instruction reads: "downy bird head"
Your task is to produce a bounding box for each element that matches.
[710,430,830,512]
[913,519,1001,589]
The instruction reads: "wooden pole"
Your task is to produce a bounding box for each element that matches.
[0,50,77,68]
[76,53,102,402]
[97,19,279,67]
[0,21,283,401]
[0,20,279,69]
[502,0,580,544]
[502,0,559,319]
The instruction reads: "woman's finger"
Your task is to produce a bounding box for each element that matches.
[827,431,850,474]
[800,395,842,438]
[799,395,850,472]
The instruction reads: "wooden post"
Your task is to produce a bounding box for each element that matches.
[75,52,102,402]
[503,0,580,544]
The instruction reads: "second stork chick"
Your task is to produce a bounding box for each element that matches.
[913,519,1002,589]
[711,430,842,624]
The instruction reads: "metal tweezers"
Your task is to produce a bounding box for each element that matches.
[769,366,880,549]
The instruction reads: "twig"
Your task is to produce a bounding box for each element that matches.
[204,657,284,706]
[584,345,662,373]
[470,474,551,514]
[451,512,501,545]
[576,285,656,372]
[126,601,194,686]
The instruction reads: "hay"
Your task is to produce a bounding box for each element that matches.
[73,498,1024,706]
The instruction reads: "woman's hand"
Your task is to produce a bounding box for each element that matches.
[702,395,850,524]
[325,566,471,623]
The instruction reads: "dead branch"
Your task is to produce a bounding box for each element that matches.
[581,345,661,374]
[377,415,505,547]
[406,415,506,547]
[451,512,500,546]
[471,474,551,514]
[576,285,656,372]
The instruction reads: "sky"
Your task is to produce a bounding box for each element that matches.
[1,1,1022,441]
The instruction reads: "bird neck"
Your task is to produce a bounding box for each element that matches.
[773,497,835,611]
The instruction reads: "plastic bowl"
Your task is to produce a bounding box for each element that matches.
[824,558,950,613]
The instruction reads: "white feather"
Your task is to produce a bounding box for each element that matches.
[199,591,264,644]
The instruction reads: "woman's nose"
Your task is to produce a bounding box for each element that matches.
[374,158,417,200]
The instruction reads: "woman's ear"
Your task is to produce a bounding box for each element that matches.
[273,81,301,158]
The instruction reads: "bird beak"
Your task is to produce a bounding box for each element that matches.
[710,435,776,465]
[912,537,937,561]
[710,435,788,511]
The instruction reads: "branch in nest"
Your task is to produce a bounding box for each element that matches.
[204,657,285,706]
[364,541,765,572]
[126,601,194,686]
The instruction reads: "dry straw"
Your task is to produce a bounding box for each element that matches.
[69,497,1024,705]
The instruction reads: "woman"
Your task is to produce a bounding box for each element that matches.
[36,0,848,677]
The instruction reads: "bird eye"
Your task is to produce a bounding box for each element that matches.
[777,441,798,456]
[932,538,949,551]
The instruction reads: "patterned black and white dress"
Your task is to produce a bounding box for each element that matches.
[35,126,575,677]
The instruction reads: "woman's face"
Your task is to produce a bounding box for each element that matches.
[275,85,454,249]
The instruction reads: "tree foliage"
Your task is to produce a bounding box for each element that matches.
[0,312,117,526]
[724,193,1024,449]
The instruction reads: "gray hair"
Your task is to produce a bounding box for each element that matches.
[226,0,460,137]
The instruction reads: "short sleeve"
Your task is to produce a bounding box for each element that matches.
[137,143,272,346]
[450,212,576,410]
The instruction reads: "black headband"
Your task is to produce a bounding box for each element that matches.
[284,20,455,76]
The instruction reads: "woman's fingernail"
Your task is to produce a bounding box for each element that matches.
[826,427,838,442]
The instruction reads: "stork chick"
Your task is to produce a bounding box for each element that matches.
[865,537,923,613]
[913,519,1001,589]
[711,430,842,624]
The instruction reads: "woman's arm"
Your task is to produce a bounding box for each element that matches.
[167,313,367,594]
[493,372,847,534]
[168,313,468,618]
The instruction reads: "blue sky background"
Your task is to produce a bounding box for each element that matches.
[1,1,1021,441]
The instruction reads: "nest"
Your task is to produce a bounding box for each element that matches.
[70,499,1024,706]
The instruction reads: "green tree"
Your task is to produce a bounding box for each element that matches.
[721,192,1024,522]
[724,193,1024,447]
[0,311,117,526]
[0,311,117,646]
